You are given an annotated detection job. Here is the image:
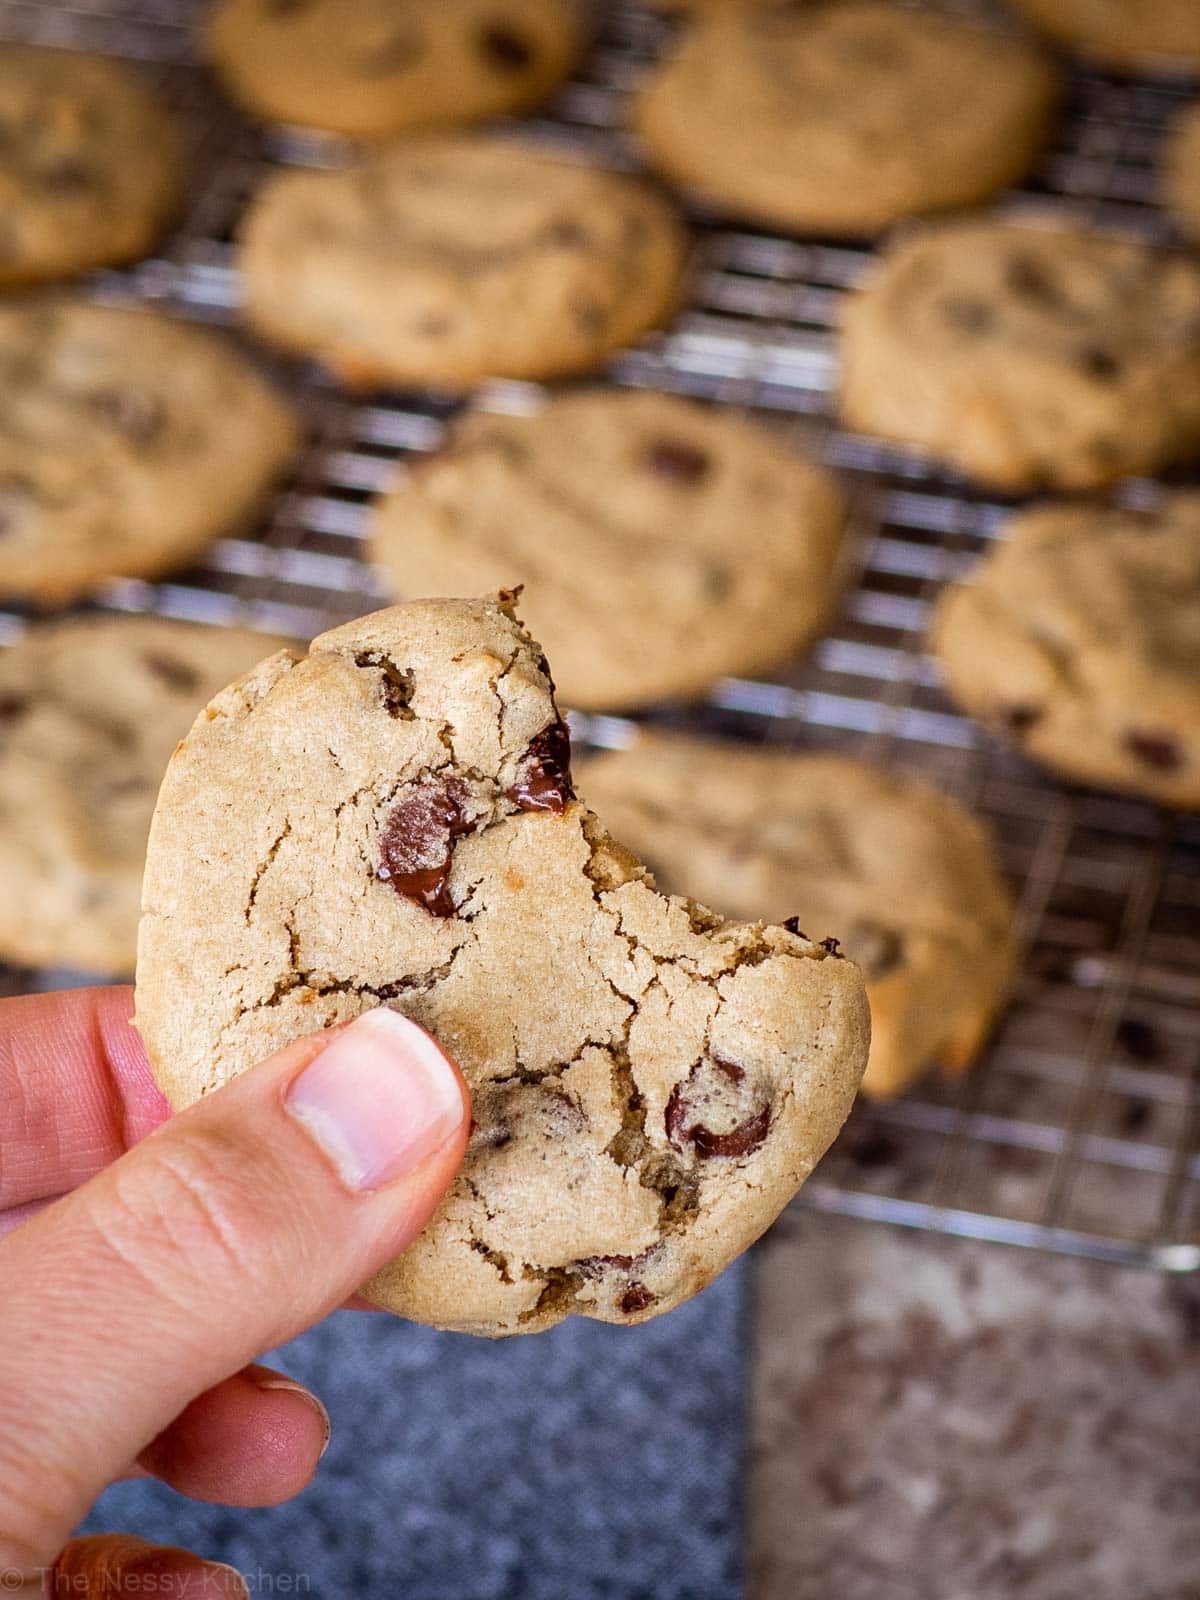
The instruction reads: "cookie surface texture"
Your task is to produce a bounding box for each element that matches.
[0,617,288,975]
[135,596,869,1336]
[1010,0,1200,71]
[369,389,846,710]
[238,135,688,390]
[839,217,1200,490]
[0,46,181,287]
[579,736,1016,1098]
[1163,101,1200,241]
[633,3,1059,235]
[0,301,300,604]
[207,0,583,138]
[930,496,1200,809]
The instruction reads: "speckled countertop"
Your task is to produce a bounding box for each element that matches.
[749,1214,1200,1600]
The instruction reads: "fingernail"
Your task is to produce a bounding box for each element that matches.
[286,1008,464,1191]
[255,1378,333,1459]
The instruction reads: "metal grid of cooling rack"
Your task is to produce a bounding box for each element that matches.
[1,0,1198,1269]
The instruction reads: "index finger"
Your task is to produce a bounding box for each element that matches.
[0,986,169,1213]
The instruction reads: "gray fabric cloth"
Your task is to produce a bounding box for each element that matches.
[81,1264,746,1600]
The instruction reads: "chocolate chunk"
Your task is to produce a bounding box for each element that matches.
[783,916,808,939]
[355,651,414,718]
[0,693,28,724]
[713,1056,745,1084]
[480,24,534,70]
[1124,730,1182,772]
[666,1080,771,1161]
[142,652,200,693]
[1116,1017,1161,1063]
[941,296,996,335]
[358,28,423,77]
[821,936,843,958]
[643,438,712,485]
[1002,702,1043,736]
[619,1285,655,1315]
[507,718,574,813]
[1005,253,1062,307]
[377,776,473,916]
[93,387,167,445]
[1078,345,1121,382]
[40,158,93,194]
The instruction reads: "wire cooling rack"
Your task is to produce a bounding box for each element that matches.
[1,0,1198,1271]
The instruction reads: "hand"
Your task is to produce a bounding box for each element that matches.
[0,988,470,1596]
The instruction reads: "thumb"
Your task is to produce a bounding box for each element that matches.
[0,1007,469,1572]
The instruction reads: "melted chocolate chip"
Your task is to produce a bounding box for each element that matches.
[821,936,843,958]
[713,1056,745,1084]
[665,1081,771,1161]
[377,776,472,916]
[94,387,167,444]
[142,652,200,693]
[1078,345,1121,382]
[355,651,414,718]
[941,296,996,335]
[1005,253,1062,307]
[1002,702,1043,736]
[40,158,93,194]
[507,719,574,813]
[620,1285,655,1315]
[643,438,712,485]
[480,24,534,70]
[1124,730,1183,772]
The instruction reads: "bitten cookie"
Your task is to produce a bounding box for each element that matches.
[134,596,869,1336]
[929,496,1200,810]
[0,46,181,287]
[0,301,300,604]
[207,0,583,139]
[1010,0,1200,72]
[1163,101,1200,241]
[0,617,287,975]
[633,3,1059,236]
[238,135,688,390]
[839,217,1200,491]
[579,735,1016,1098]
[369,389,846,710]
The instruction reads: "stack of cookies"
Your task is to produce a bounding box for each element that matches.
[1,0,1198,1332]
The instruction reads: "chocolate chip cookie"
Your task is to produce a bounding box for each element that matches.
[207,0,583,139]
[1010,0,1200,72]
[238,135,688,391]
[0,301,300,604]
[0,617,288,975]
[578,735,1016,1098]
[839,217,1200,491]
[369,389,846,710]
[135,595,869,1335]
[1163,100,1200,241]
[633,3,1059,236]
[0,45,182,288]
[930,495,1200,810]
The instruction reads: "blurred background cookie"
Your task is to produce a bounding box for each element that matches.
[207,0,583,139]
[0,45,181,286]
[1010,0,1200,73]
[0,616,286,975]
[634,2,1059,235]
[930,495,1200,809]
[370,389,845,709]
[578,735,1018,1098]
[0,301,300,604]
[238,135,688,389]
[1163,99,1200,240]
[839,216,1200,490]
